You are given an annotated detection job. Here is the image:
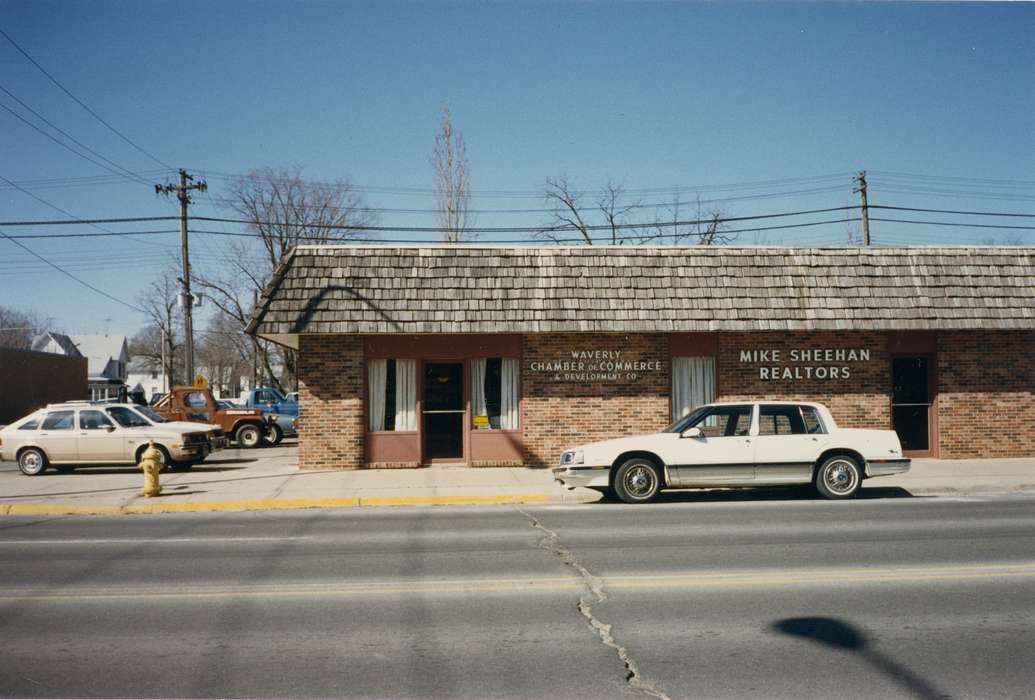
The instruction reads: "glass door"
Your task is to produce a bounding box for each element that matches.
[891,356,933,454]
[423,362,465,461]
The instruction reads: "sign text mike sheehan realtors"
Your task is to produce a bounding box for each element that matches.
[741,348,872,380]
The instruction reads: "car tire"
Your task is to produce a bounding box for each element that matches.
[235,424,262,449]
[17,447,48,476]
[613,458,662,504]
[135,444,172,472]
[814,455,863,500]
[262,423,283,447]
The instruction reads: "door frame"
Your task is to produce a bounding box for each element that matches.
[420,359,468,465]
[889,352,939,458]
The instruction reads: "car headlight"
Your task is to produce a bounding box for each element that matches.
[270,414,279,422]
[560,450,584,466]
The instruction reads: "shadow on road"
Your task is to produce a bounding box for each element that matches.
[771,616,947,700]
[601,485,918,504]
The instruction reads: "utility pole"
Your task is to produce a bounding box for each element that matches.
[854,171,871,246]
[156,169,207,383]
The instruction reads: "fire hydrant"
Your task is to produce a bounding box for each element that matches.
[138,441,163,497]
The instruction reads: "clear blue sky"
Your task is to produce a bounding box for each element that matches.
[1,1,1032,339]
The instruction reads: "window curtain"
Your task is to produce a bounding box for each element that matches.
[394,359,417,431]
[500,357,519,429]
[672,356,716,419]
[471,358,488,422]
[367,359,387,431]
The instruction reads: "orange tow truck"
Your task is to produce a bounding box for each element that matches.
[152,386,278,449]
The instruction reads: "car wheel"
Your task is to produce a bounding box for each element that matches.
[613,458,662,504]
[236,424,262,449]
[262,423,283,447]
[18,448,48,476]
[815,455,862,499]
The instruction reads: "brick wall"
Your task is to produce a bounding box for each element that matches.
[938,331,1035,458]
[297,335,364,469]
[0,349,87,424]
[521,333,669,468]
[715,331,891,430]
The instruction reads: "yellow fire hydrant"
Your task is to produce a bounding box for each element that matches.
[139,441,163,497]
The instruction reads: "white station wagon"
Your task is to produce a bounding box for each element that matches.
[553,401,910,503]
[0,402,215,476]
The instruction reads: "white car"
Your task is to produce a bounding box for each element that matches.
[553,401,910,503]
[0,402,215,476]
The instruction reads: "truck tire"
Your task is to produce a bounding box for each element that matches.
[235,423,262,449]
[262,423,284,447]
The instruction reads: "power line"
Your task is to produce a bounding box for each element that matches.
[869,218,1035,231]
[870,205,1035,218]
[0,26,174,172]
[0,174,177,250]
[0,227,146,313]
[0,102,153,182]
[0,84,153,186]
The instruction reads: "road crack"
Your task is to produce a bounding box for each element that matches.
[516,507,671,700]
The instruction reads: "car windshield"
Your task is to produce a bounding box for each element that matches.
[105,406,151,428]
[662,405,712,433]
[133,406,168,423]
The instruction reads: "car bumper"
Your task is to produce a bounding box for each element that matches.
[171,444,210,461]
[865,458,911,477]
[552,465,611,489]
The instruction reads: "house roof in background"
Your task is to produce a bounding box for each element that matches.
[247,246,1035,345]
[68,335,127,376]
[30,332,82,357]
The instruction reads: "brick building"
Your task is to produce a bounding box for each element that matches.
[247,246,1035,469]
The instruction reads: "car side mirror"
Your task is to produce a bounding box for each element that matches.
[105,426,115,433]
[682,427,703,439]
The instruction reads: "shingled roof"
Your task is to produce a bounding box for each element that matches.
[246,246,1035,347]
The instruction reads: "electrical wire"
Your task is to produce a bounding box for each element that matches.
[0,227,147,313]
[0,84,153,186]
[0,26,174,172]
[0,174,178,250]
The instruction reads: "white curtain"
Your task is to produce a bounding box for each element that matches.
[367,359,387,432]
[672,356,716,419]
[394,359,417,431]
[500,357,519,430]
[471,357,488,423]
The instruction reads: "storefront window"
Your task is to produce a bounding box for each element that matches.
[672,356,716,420]
[471,357,518,429]
[368,359,417,432]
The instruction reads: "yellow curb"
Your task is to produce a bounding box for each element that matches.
[0,493,553,516]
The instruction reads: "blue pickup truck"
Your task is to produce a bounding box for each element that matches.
[229,387,298,444]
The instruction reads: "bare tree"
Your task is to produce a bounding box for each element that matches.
[538,179,735,246]
[538,177,636,245]
[0,305,47,350]
[195,166,377,392]
[135,267,182,386]
[645,192,734,245]
[431,105,473,242]
[196,310,252,397]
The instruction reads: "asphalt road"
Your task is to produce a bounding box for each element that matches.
[1,496,1033,699]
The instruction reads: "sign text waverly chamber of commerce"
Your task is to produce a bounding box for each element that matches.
[529,350,664,382]
[741,347,871,380]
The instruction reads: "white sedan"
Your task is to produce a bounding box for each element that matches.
[553,401,910,503]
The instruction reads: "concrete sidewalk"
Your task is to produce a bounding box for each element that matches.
[1,444,1033,515]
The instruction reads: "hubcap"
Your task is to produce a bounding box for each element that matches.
[22,452,41,472]
[624,465,656,498]
[824,460,858,494]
